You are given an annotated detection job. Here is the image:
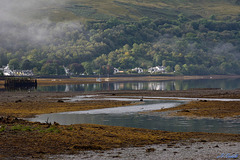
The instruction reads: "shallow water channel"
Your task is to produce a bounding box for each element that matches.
[28,96,240,134]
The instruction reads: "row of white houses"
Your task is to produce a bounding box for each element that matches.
[1,64,166,76]
[114,66,166,74]
[0,65,34,76]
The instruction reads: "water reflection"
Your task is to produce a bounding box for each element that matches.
[29,113,240,134]
[4,86,36,91]
[28,98,240,134]
[37,78,240,92]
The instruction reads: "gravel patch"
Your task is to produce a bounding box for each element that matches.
[48,142,239,160]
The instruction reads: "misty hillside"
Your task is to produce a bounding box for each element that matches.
[0,0,240,75]
[25,0,240,22]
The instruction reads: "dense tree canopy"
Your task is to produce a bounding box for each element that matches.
[0,15,240,75]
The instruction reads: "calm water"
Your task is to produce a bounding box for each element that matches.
[28,99,240,134]
[37,78,240,92]
[29,78,240,134]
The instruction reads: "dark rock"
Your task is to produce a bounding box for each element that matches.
[146,148,155,152]
[180,109,190,112]
[199,140,207,142]
[15,100,22,103]
[72,145,103,150]
[214,145,219,148]
[167,144,174,148]
[53,121,59,126]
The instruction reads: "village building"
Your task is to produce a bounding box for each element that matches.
[148,66,166,74]
[113,68,120,74]
[1,64,34,76]
[63,66,70,76]
[13,70,34,76]
[132,67,144,74]
[2,65,14,76]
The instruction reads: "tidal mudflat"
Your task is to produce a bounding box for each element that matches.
[0,89,240,159]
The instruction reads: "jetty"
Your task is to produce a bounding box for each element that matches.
[4,77,37,89]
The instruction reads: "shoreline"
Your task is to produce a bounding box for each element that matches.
[27,74,240,86]
[0,75,239,86]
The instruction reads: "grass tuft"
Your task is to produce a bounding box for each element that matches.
[45,126,61,133]
[0,125,6,132]
[11,125,33,132]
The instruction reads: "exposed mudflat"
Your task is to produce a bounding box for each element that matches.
[154,100,240,119]
[0,88,240,159]
[1,89,240,118]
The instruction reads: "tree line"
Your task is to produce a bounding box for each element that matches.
[0,15,240,75]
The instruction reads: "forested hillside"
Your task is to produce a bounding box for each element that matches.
[0,0,240,75]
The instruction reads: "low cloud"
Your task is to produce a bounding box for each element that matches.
[0,0,65,23]
[0,0,82,48]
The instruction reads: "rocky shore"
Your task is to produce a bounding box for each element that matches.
[51,142,240,160]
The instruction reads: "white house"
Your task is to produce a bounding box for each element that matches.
[113,68,120,74]
[1,64,34,76]
[63,66,70,76]
[3,65,14,76]
[148,66,166,74]
[132,67,143,73]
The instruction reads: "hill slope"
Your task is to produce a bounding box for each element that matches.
[42,0,240,22]
[0,0,240,76]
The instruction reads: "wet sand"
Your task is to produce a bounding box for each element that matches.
[0,88,240,159]
[51,142,240,160]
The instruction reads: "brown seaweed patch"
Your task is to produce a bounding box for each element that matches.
[0,117,240,159]
[154,101,240,118]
